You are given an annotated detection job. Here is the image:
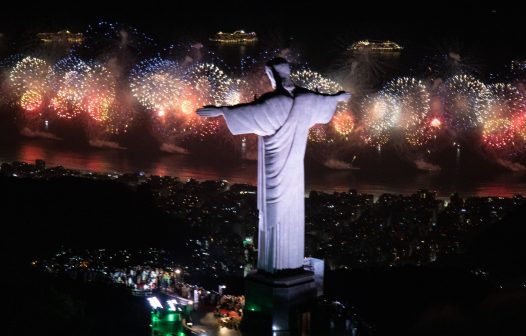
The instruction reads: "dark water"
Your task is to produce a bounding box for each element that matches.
[2,138,526,199]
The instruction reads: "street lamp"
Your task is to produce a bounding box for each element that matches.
[147,297,163,310]
[218,285,226,295]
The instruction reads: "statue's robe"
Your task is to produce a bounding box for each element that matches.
[222,87,340,272]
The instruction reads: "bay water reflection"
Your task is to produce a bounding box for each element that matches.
[2,139,526,199]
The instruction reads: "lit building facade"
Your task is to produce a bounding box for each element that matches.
[350,40,403,52]
[209,30,257,44]
[37,30,84,44]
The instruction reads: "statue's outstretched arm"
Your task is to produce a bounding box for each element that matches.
[196,99,266,118]
[196,105,223,117]
[196,100,271,136]
[310,91,352,126]
[334,91,352,102]
[315,90,351,101]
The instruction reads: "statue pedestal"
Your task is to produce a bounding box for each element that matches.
[241,270,317,335]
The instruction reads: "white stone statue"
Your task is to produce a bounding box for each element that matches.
[197,57,351,273]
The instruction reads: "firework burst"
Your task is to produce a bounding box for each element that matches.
[511,112,526,143]
[360,93,400,147]
[331,103,354,137]
[183,62,232,106]
[291,69,342,94]
[9,56,52,112]
[482,118,515,149]
[20,90,44,112]
[486,83,525,118]
[129,58,185,116]
[84,63,116,122]
[308,124,329,143]
[177,63,233,139]
[48,56,91,119]
[383,77,435,146]
[440,74,491,131]
[77,21,157,57]
[225,78,256,106]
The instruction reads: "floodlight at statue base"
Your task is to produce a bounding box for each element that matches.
[241,269,317,335]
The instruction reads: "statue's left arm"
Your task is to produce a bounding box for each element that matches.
[310,91,352,126]
[197,98,273,136]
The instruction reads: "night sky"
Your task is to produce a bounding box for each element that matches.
[0,1,522,49]
[0,0,524,165]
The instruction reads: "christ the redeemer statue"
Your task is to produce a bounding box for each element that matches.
[197,57,351,273]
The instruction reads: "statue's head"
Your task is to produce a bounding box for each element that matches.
[265,57,294,93]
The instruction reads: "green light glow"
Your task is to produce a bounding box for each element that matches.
[149,307,184,336]
[243,237,253,246]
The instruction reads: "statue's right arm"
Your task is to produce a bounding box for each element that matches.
[196,96,268,118]
[221,98,272,136]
